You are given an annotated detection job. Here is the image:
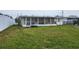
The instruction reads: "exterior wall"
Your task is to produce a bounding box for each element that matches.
[20,18,31,27]
[54,18,63,25]
[0,15,15,31]
[20,18,26,27]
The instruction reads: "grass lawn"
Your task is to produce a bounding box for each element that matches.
[0,25,79,49]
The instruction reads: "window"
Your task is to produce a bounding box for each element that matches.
[24,18,26,25]
[58,19,60,22]
[32,17,37,24]
[39,18,44,24]
[45,18,50,24]
[27,17,30,25]
[51,18,56,24]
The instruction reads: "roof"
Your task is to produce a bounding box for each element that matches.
[16,15,79,19]
[16,15,57,19]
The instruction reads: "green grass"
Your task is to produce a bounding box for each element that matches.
[0,25,79,49]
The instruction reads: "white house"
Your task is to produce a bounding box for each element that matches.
[16,16,64,27]
[0,14,15,31]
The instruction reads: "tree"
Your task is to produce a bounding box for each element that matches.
[15,17,21,26]
[0,13,3,15]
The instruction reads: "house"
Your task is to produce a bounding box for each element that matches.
[63,15,79,25]
[0,14,15,31]
[16,15,64,27]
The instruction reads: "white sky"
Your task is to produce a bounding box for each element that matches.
[0,10,79,18]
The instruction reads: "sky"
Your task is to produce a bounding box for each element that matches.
[0,10,79,18]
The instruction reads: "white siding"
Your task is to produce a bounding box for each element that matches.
[0,15,15,31]
[55,19,63,25]
[21,19,27,27]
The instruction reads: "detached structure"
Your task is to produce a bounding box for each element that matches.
[63,16,79,24]
[0,14,15,31]
[16,16,63,27]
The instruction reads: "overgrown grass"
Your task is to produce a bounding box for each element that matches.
[0,25,79,49]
